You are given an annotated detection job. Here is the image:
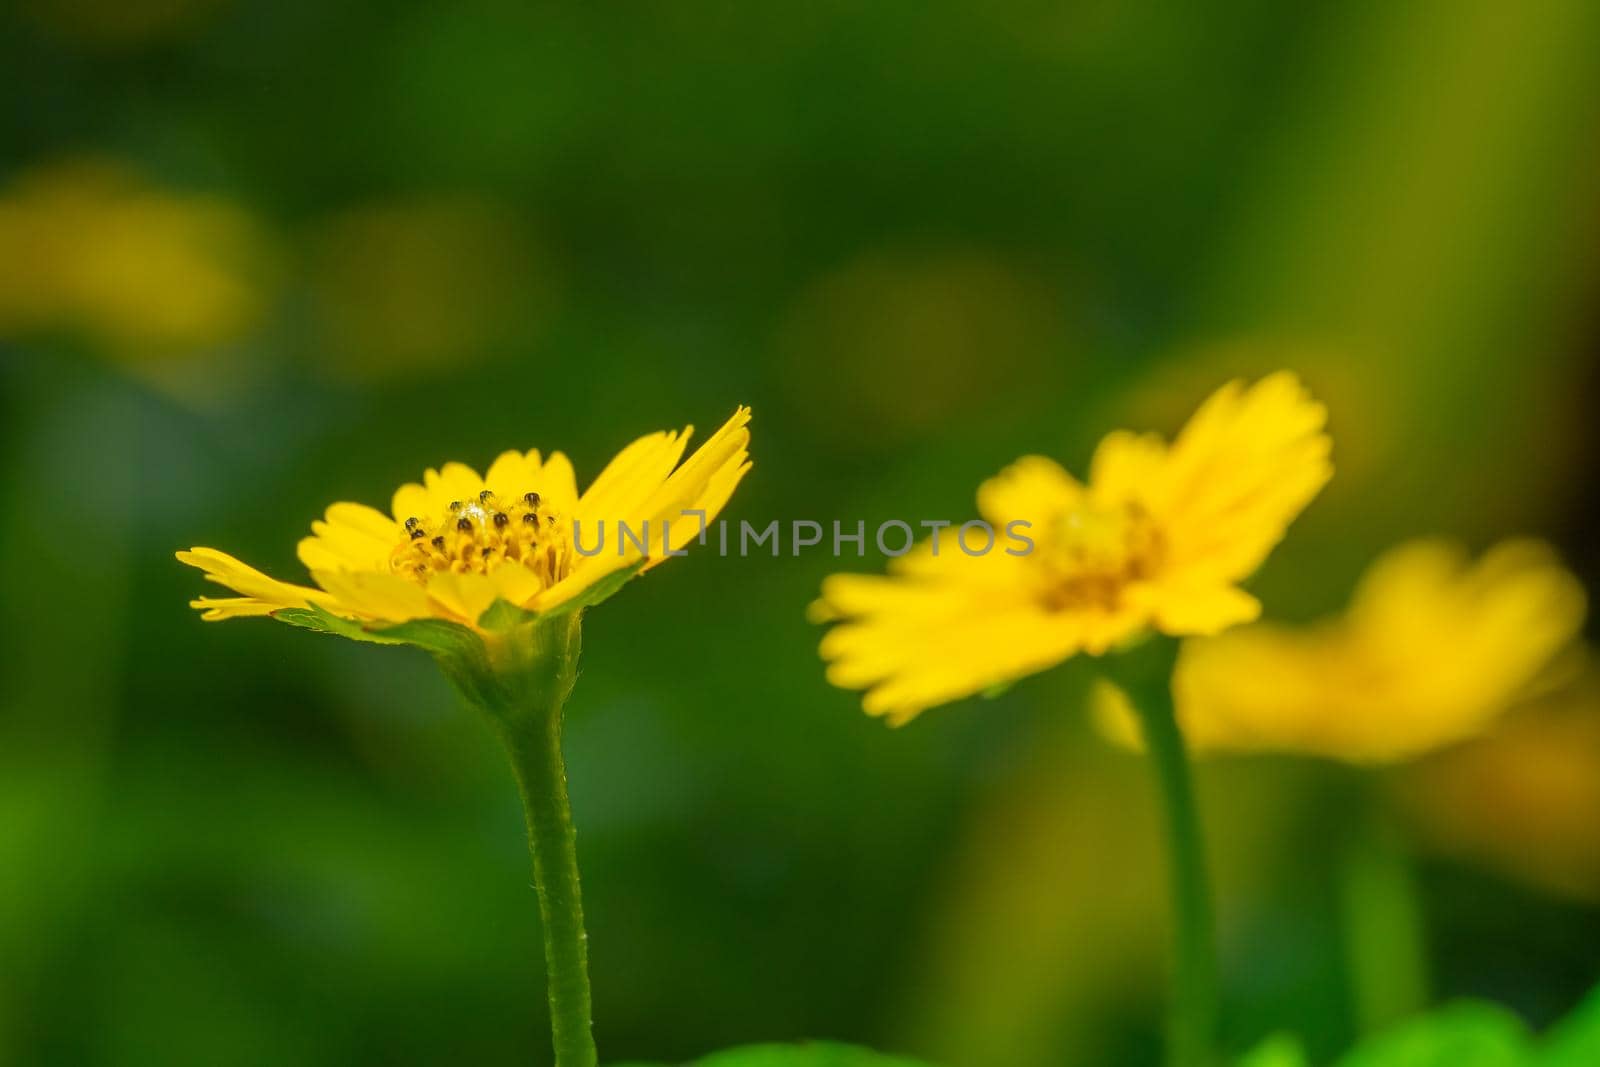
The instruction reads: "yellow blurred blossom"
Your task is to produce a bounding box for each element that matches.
[1397,674,1600,902]
[0,160,268,361]
[1098,539,1587,763]
[20,0,224,48]
[775,247,1069,446]
[813,372,1331,724]
[310,197,557,381]
[179,408,750,633]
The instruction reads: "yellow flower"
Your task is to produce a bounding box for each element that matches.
[179,408,751,634]
[1098,539,1587,763]
[813,372,1332,724]
[1397,668,1600,902]
[0,159,268,360]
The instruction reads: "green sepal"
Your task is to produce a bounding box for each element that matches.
[273,604,410,645]
[451,611,584,727]
[477,597,538,633]
[468,561,647,632]
[272,603,481,658]
[612,1043,935,1067]
[980,680,1015,700]
[268,602,570,719]
[536,560,648,620]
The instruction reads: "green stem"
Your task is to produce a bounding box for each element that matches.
[1340,790,1428,1034]
[1123,646,1219,1067]
[503,703,597,1067]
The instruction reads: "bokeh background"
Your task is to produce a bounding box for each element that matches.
[3,1,1600,1064]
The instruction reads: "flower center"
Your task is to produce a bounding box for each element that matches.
[390,489,574,588]
[1034,501,1164,611]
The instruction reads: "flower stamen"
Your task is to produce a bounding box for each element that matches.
[389,488,574,588]
[1035,501,1165,612]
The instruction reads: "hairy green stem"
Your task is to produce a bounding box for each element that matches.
[457,615,595,1067]
[503,703,597,1067]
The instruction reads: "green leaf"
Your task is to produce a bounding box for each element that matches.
[1336,1003,1532,1067]
[612,1042,935,1067]
[1537,983,1600,1067]
[1238,1034,1311,1067]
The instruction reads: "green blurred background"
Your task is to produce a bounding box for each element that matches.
[3,1,1599,1064]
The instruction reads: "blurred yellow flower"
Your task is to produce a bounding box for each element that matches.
[1098,539,1587,763]
[1398,671,1600,902]
[20,0,224,48]
[774,246,1069,448]
[310,197,557,382]
[179,408,751,632]
[813,372,1332,724]
[0,160,268,361]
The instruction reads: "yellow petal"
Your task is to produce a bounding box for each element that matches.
[390,481,433,526]
[816,565,1077,725]
[1155,371,1332,582]
[298,502,399,571]
[1086,431,1167,510]
[575,429,691,526]
[489,562,545,608]
[485,450,540,499]
[425,570,498,625]
[553,407,751,601]
[1089,677,1145,751]
[1138,579,1261,636]
[177,547,338,617]
[1163,538,1586,764]
[422,461,486,514]
[977,455,1081,527]
[189,596,279,620]
[637,407,751,525]
[645,456,753,568]
[834,604,1083,726]
[537,450,580,515]
[311,569,434,622]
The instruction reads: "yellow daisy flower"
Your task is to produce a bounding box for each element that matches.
[1398,666,1600,901]
[1098,538,1587,764]
[813,372,1332,724]
[179,407,750,1067]
[179,407,751,636]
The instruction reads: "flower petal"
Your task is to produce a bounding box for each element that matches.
[1087,430,1167,510]
[575,430,690,526]
[177,548,339,617]
[537,450,580,516]
[423,461,487,515]
[1155,371,1332,581]
[298,502,399,571]
[822,593,1082,725]
[310,569,434,622]
[549,407,751,604]
[977,455,1081,527]
[390,481,433,526]
[425,570,499,625]
[485,450,540,499]
[1138,579,1262,636]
